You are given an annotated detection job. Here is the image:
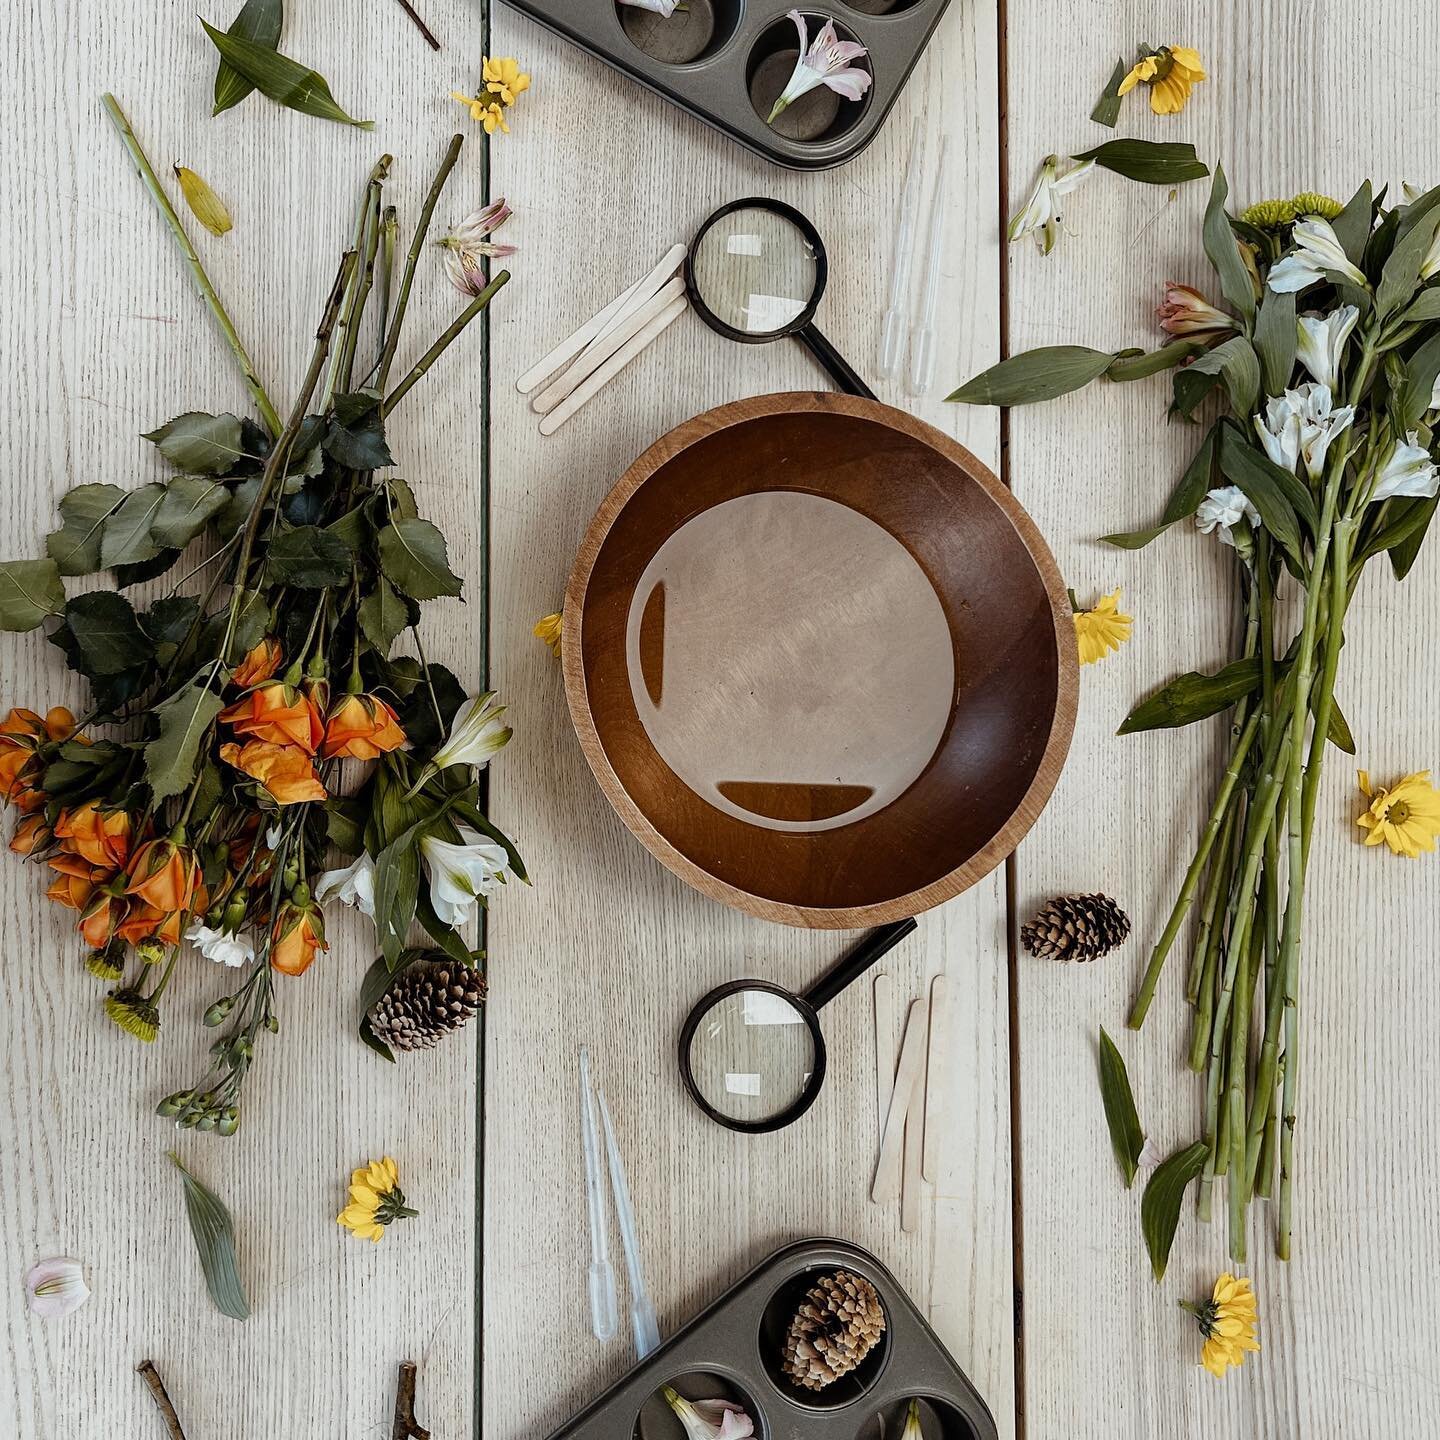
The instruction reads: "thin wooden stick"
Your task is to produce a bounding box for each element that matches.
[394,0,441,49]
[392,1361,431,1440]
[136,1362,187,1440]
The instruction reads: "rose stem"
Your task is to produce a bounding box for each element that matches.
[326,157,393,405]
[376,206,399,356]
[101,94,282,438]
[136,1361,188,1440]
[391,1361,431,1440]
[381,270,510,416]
[337,184,385,393]
[395,0,441,50]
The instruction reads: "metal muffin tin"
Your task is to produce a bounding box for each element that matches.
[501,0,954,169]
[545,1238,999,1439]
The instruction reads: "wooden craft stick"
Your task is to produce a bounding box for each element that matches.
[531,276,686,415]
[871,1000,927,1206]
[923,975,951,1183]
[516,243,685,394]
[538,296,687,436]
[873,973,895,1138]
[902,1059,925,1233]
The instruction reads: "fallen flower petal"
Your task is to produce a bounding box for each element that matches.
[25,1257,91,1319]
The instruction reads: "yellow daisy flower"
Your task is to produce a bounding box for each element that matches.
[1118,45,1207,115]
[336,1156,418,1243]
[1072,587,1133,665]
[1356,769,1440,858]
[450,89,489,121]
[482,56,531,106]
[533,612,562,658]
[1183,1273,1261,1377]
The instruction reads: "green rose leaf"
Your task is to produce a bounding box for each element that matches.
[64,591,156,675]
[1201,166,1257,324]
[1118,658,1261,734]
[152,476,229,548]
[99,483,167,568]
[200,20,373,129]
[266,524,354,588]
[1141,1141,1209,1281]
[357,575,411,653]
[46,483,125,575]
[0,558,66,632]
[169,1153,249,1321]
[1072,139,1210,186]
[378,518,463,601]
[1172,335,1261,420]
[145,678,226,801]
[143,596,202,663]
[948,346,1117,406]
[1101,423,1220,549]
[324,414,394,470]
[1098,1027,1145,1188]
[212,0,284,115]
[143,412,251,475]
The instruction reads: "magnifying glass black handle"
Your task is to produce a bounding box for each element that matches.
[797,323,877,401]
[802,918,917,1012]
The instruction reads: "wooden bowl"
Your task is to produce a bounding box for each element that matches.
[563,393,1077,928]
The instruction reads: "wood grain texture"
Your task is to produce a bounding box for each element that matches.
[1005,3,1440,1434]
[483,0,1011,1434]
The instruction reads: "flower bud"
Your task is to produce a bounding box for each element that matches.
[203,997,235,1027]
[136,938,167,966]
[155,1090,192,1117]
[264,1015,280,1033]
[282,861,299,890]
[195,1112,217,1132]
[291,880,312,907]
[177,1109,200,1129]
[223,896,248,931]
[217,1106,240,1137]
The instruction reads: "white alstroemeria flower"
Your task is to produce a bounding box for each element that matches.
[432,691,512,771]
[1267,217,1369,294]
[314,851,377,920]
[420,825,511,928]
[1195,486,1261,549]
[184,919,255,968]
[1371,431,1440,503]
[25,1258,90,1319]
[1430,372,1440,412]
[1253,392,1302,472]
[663,1388,756,1440]
[1007,155,1096,256]
[1294,383,1355,480]
[1296,304,1359,392]
[618,0,680,12]
[1422,220,1440,283]
[767,11,872,124]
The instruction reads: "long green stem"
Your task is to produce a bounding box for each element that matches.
[325,156,392,406]
[102,94,282,437]
[381,270,510,416]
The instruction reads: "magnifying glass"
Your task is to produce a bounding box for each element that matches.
[678,918,917,1133]
[686,198,876,400]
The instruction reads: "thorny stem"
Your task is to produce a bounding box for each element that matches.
[136,1361,188,1440]
[382,270,511,416]
[102,95,282,437]
[326,156,392,406]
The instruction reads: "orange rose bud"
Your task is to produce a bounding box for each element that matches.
[219,681,324,754]
[55,801,134,870]
[80,889,128,948]
[220,740,328,806]
[125,838,202,915]
[321,693,407,761]
[0,705,76,810]
[270,901,327,977]
[233,636,285,689]
[9,812,52,855]
[47,850,100,881]
[47,870,95,911]
[115,902,178,946]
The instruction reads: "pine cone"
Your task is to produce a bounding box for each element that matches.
[1020,893,1131,962]
[781,1270,886,1392]
[367,960,486,1052]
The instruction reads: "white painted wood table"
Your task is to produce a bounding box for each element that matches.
[2,1,1436,1436]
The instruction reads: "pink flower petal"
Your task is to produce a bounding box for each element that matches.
[823,67,873,101]
[828,40,869,63]
[25,1257,90,1319]
[787,8,808,52]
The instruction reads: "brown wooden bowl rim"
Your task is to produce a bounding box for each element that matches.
[562,392,1078,929]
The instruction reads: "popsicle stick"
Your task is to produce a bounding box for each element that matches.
[515,243,685,394]
[538,296,687,437]
[531,276,686,415]
[901,1062,925,1233]
[871,1000,927,1206]
[922,975,951,1183]
[873,973,895,1138]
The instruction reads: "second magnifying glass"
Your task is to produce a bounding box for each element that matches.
[679,919,917,1133]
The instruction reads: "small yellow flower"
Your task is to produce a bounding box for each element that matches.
[1117,45,1207,115]
[1072,588,1133,665]
[102,989,160,1043]
[1356,769,1440,858]
[1183,1273,1260,1378]
[336,1156,418,1243]
[533,612,562,658]
[1239,192,1345,230]
[482,56,531,106]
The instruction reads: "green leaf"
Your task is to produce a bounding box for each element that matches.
[145,680,226,801]
[1090,55,1128,127]
[324,411,394,470]
[99,484,167,568]
[152,477,229,548]
[1330,180,1374,266]
[1104,338,1208,383]
[450,800,529,884]
[1400,333,1440,432]
[1253,289,1297,397]
[1072,139,1209,186]
[1398,287,1440,326]
[229,589,272,654]
[1101,423,1220,549]
[169,1153,249,1321]
[143,412,250,475]
[0,558,65,631]
[213,0,284,115]
[1141,1141,1209,1281]
[357,952,413,1062]
[358,576,409,653]
[1201,166,1256,324]
[373,830,421,967]
[266,525,353,589]
[1324,691,1356,754]
[63,592,155,675]
[201,21,373,129]
[1376,208,1440,320]
[1098,1027,1144,1188]
[1217,424,1309,566]
[1390,496,1437,580]
[1172,335,1260,419]
[143,597,202,659]
[1119,657,1260,734]
[46,484,125,575]
[947,346,1116,406]
[325,796,366,855]
[378,519,463,601]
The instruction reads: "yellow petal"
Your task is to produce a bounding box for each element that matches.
[1150,73,1191,113]
[174,165,233,237]
[1168,46,1206,77]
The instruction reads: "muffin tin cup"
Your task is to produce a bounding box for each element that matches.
[544,1238,998,1440]
[502,0,954,169]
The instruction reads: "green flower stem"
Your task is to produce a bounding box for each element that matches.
[101,94,283,438]
[326,156,392,406]
[1226,916,1265,1261]
[381,270,510,417]
[336,189,384,393]
[1186,800,1237,1012]
[376,205,399,359]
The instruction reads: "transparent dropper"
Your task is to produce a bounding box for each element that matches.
[877,119,925,381]
[579,1047,618,1342]
[597,1086,661,1358]
[908,135,950,397]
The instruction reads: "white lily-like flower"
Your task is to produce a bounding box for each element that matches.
[314,851,377,919]
[1007,154,1096,257]
[1430,372,1440,412]
[432,691,512,771]
[1195,486,1261,549]
[184,919,255,968]
[1371,431,1440,503]
[766,11,872,124]
[25,1258,90,1319]
[618,0,680,12]
[1293,383,1355,480]
[1295,304,1359,392]
[662,1388,756,1440]
[420,825,511,928]
[1267,217,1369,294]
[439,199,517,298]
[1253,393,1302,472]
[1422,219,1440,283]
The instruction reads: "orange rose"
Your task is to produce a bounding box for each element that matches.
[321,693,407,760]
[115,903,189,946]
[47,851,101,881]
[9,813,52,855]
[220,681,324,753]
[233,636,285,689]
[47,870,94,911]
[80,888,128,948]
[270,901,327,976]
[55,801,134,870]
[220,740,327,806]
[125,838,202,914]
[0,705,77,811]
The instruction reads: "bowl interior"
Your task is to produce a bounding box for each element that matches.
[568,398,1070,924]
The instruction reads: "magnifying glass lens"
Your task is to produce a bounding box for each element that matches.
[686,987,817,1124]
[690,206,820,337]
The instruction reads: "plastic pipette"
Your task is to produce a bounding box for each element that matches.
[877,119,925,381]
[579,1048,618,1342]
[908,136,951,397]
[596,1086,661,1358]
